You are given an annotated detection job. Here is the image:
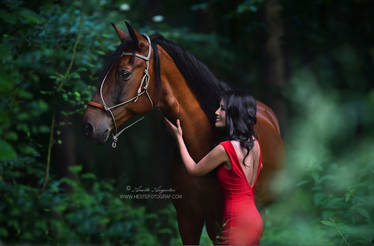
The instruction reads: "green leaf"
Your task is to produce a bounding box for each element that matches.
[345,193,351,202]
[99,218,110,225]
[0,72,14,94]
[4,132,18,141]
[17,90,33,99]
[0,43,11,59]
[320,220,336,227]
[0,228,8,238]
[356,208,371,222]
[40,90,54,95]
[0,10,17,25]
[35,100,48,112]
[77,67,88,72]
[62,93,68,101]
[71,72,80,79]
[81,173,96,179]
[20,146,39,157]
[296,180,309,187]
[60,177,78,187]
[18,9,44,25]
[74,91,81,100]
[0,139,17,160]
[191,3,208,11]
[49,73,64,81]
[8,220,20,234]
[69,165,82,174]
[313,192,326,206]
[55,204,67,212]
[17,113,29,120]
[39,125,49,133]
[158,228,172,235]
[16,123,30,136]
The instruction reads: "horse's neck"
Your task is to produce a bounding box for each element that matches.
[157,46,214,161]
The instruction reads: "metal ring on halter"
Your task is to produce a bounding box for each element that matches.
[87,34,153,149]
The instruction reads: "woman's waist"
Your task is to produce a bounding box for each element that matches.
[223,197,256,210]
[222,191,255,199]
[224,197,256,205]
[223,201,261,218]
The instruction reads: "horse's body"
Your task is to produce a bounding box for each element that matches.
[82,23,284,244]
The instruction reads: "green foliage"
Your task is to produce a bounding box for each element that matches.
[237,0,264,13]
[261,68,374,245]
[0,161,179,244]
[0,0,181,244]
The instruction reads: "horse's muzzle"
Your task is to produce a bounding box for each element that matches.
[82,120,111,144]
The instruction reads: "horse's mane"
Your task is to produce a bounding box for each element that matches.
[150,33,232,124]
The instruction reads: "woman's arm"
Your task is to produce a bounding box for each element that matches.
[165,118,228,176]
[177,135,227,176]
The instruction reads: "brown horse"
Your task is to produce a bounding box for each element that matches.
[82,22,284,245]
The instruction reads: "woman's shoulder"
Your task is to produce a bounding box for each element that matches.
[218,140,231,146]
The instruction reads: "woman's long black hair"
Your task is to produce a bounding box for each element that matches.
[220,90,257,167]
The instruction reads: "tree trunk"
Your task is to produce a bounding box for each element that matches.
[262,0,288,134]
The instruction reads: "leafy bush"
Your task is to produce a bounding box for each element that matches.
[0,0,181,244]
[0,161,180,245]
[261,69,374,245]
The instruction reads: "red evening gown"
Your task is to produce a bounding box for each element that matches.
[216,140,263,245]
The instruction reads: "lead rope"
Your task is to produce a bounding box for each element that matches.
[98,34,153,148]
[111,116,144,148]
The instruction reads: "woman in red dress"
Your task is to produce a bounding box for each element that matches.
[165,90,263,245]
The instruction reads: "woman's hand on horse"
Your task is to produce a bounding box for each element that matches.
[164,117,183,139]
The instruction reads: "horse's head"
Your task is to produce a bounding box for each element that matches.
[82,22,158,146]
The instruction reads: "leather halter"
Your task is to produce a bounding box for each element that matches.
[87,34,153,148]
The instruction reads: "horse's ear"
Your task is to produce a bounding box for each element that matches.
[111,23,128,41]
[125,21,146,50]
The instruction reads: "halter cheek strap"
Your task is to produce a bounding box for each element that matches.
[87,34,153,148]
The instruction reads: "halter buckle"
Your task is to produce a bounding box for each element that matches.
[112,136,118,148]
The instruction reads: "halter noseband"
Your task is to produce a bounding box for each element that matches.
[87,34,153,148]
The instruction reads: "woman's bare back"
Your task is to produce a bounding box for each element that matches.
[225,138,261,187]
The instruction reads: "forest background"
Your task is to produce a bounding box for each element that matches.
[0,0,373,245]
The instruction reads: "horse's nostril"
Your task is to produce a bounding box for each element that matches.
[83,122,94,137]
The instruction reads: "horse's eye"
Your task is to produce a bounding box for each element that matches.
[118,69,131,80]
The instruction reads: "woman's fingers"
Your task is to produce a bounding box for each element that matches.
[176,119,182,134]
[164,117,172,127]
[164,117,174,128]
[163,117,182,136]
[164,117,179,128]
[164,117,177,132]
